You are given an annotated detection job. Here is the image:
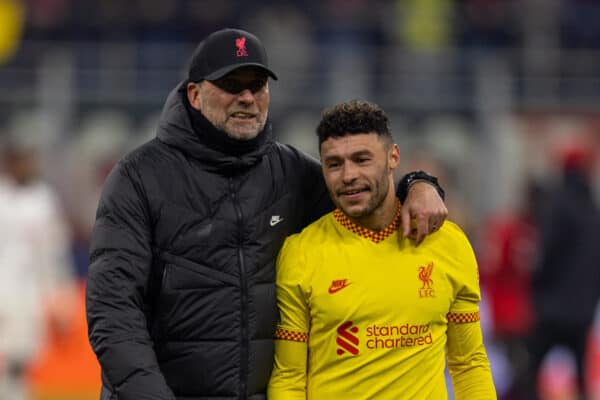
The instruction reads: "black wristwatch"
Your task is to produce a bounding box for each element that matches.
[396,170,445,203]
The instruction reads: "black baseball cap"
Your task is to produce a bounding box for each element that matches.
[188,28,278,82]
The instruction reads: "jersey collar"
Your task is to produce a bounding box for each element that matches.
[332,202,401,243]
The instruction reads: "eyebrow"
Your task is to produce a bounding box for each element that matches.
[350,149,374,157]
[322,149,373,162]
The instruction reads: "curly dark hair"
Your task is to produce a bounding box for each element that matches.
[316,100,391,147]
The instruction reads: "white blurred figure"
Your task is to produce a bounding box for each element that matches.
[0,139,76,400]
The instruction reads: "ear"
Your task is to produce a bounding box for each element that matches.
[187,82,202,110]
[388,144,400,172]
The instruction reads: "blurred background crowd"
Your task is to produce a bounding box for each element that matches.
[0,0,600,399]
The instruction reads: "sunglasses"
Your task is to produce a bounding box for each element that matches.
[210,77,268,94]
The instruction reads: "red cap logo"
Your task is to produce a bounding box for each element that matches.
[235,37,248,57]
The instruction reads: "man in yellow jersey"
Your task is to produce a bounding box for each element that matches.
[268,100,496,399]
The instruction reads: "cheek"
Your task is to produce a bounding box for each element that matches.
[205,97,229,118]
[322,171,339,191]
[257,94,270,113]
[375,167,390,188]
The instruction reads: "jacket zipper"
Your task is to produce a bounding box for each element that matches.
[230,178,248,399]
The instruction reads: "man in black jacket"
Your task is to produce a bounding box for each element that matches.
[86,28,448,400]
[525,143,600,400]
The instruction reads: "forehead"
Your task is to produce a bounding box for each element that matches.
[221,66,268,81]
[320,132,385,157]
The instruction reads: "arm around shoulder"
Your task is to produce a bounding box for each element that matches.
[397,171,448,243]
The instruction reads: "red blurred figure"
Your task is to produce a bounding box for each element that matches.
[525,138,600,399]
[479,180,541,399]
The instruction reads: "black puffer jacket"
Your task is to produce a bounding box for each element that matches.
[86,82,332,399]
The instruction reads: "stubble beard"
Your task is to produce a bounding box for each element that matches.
[223,117,267,140]
[341,179,389,219]
[200,97,267,141]
[337,162,391,220]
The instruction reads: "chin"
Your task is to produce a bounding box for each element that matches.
[226,129,260,141]
[340,205,367,218]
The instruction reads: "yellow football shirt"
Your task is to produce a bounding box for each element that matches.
[268,206,496,399]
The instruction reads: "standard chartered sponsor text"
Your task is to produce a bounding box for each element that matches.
[365,323,433,349]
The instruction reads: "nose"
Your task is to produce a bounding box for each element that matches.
[341,162,359,184]
[237,88,255,103]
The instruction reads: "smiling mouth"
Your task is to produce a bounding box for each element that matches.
[231,112,256,119]
[339,188,369,197]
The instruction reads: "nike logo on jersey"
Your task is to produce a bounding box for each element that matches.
[328,279,351,294]
[270,215,284,226]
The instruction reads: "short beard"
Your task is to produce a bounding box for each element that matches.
[343,178,389,219]
[337,158,391,219]
[223,119,267,140]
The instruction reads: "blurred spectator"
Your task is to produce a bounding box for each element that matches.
[526,140,600,399]
[0,0,24,65]
[478,179,541,399]
[395,0,454,51]
[0,138,77,399]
